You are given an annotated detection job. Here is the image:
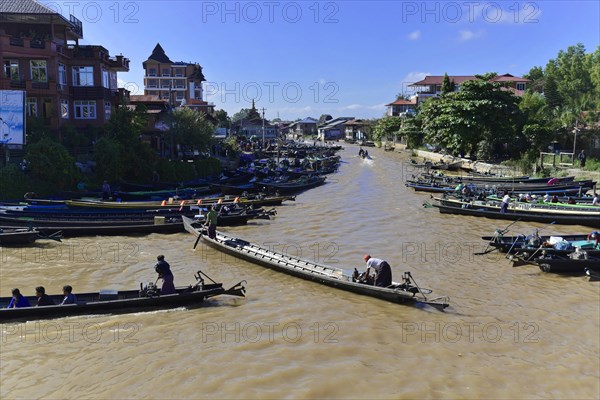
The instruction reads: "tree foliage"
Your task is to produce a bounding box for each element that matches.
[25,138,78,189]
[373,117,402,142]
[171,107,215,156]
[419,79,523,158]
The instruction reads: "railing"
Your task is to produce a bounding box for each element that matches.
[540,152,574,167]
[9,37,24,47]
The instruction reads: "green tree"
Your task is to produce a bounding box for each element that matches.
[214,109,231,128]
[546,43,594,108]
[399,114,423,148]
[373,116,402,142]
[420,79,523,158]
[171,107,215,158]
[25,138,78,189]
[441,73,454,96]
[93,137,123,182]
[231,109,251,124]
[524,66,545,93]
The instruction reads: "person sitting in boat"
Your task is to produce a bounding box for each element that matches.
[543,193,551,202]
[60,285,77,305]
[204,205,218,239]
[101,181,111,200]
[592,192,598,206]
[155,255,176,295]
[35,286,55,307]
[461,185,472,198]
[6,288,31,308]
[551,195,559,203]
[362,255,392,287]
[587,231,599,247]
[567,197,577,204]
[358,147,364,157]
[363,150,369,158]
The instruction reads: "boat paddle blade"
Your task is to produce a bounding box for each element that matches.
[224,280,247,297]
[193,231,202,250]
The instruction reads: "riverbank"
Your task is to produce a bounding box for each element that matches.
[392,143,600,186]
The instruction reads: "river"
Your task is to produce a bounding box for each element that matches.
[1,145,599,399]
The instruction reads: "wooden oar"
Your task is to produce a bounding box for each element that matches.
[193,228,203,250]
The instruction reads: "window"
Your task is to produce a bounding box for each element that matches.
[30,60,47,82]
[4,60,19,80]
[102,69,110,88]
[148,68,156,76]
[174,79,185,89]
[593,137,600,149]
[74,100,96,119]
[58,63,67,86]
[174,68,183,77]
[147,79,157,88]
[60,99,69,119]
[72,66,94,86]
[176,92,184,100]
[516,82,526,91]
[162,68,170,77]
[104,101,112,120]
[161,80,171,89]
[26,98,38,116]
[109,71,117,90]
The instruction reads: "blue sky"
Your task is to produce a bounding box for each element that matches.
[45,0,599,120]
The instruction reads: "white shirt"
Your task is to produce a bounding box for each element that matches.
[502,194,511,204]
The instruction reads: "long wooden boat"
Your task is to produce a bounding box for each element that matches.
[0,270,246,322]
[482,233,596,253]
[436,197,600,216]
[534,256,600,274]
[0,227,62,245]
[182,216,449,310]
[62,195,293,210]
[255,176,327,194]
[430,202,600,228]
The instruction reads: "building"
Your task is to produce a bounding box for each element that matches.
[128,94,170,156]
[406,73,530,105]
[317,117,353,141]
[385,99,417,117]
[142,44,214,115]
[0,0,130,141]
[288,117,318,138]
[229,101,277,140]
[344,119,372,141]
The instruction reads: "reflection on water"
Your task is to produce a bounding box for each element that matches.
[1,146,599,399]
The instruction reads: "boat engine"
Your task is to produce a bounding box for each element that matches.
[140,282,160,297]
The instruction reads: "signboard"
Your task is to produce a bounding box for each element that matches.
[0,90,26,146]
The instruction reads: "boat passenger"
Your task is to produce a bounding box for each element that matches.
[101,181,111,200]
[500,191,511,213]
[6,288,31,308]
[35,286,55,307]
[543,193,551,202]
[587,231,599,247]
[551,195,559,203]
[567,197,577,204]
[592,193,599,206]
[362,255,392,287]
[204,205,218,239]
[155,255,176,295]
[60,285,77,305]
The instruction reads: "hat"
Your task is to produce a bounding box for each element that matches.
[363,254,371,262]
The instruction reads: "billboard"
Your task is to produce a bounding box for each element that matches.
[0,90,26,146]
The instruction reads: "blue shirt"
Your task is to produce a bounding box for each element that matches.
[7,296,31,308]
[61,293,77,305]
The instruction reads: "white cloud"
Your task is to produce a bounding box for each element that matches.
[458,29,484,41]
[408,30,421,40]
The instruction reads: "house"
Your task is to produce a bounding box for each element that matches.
[317,117,353,141]
[344,119,372,141]
[385,99,417,117]
[128,95,170,156]
[142,43,214,115]
[406,73,530,105]
[0,0,130,142]
[288,117,318,138]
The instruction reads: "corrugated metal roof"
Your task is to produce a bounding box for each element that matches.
[0,0,57,14]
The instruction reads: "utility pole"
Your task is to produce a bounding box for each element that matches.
[169,81,174,159]
[261,107,266,149]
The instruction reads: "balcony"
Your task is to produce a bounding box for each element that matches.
[9,37,24,47]
[9,80,26,89]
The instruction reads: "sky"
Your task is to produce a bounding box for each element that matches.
[43,0,600,120]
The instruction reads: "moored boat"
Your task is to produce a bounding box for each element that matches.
[182,216,449,310]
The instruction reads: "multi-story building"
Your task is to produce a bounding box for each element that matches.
[405,73,530,106]
[142,44,214,115]
[0,0,130,142]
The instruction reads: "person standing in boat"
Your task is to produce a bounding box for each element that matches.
[101,180,111,200]
[155,255,176,295]
[204,205,218,239]
[6,288,31,308]
[362,255,392,287]
[578,150,586,168]
[35,286,55,306]
[500,191,511,213]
